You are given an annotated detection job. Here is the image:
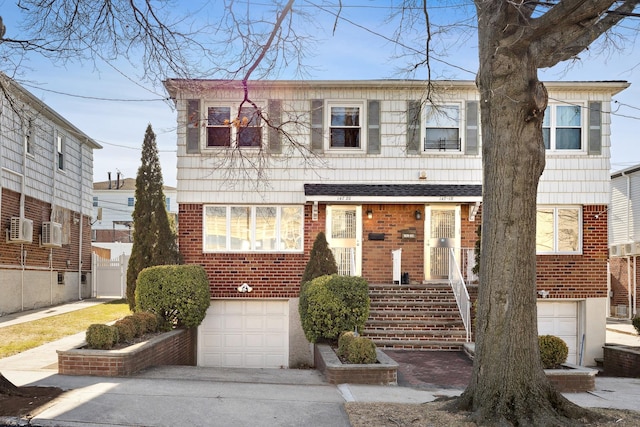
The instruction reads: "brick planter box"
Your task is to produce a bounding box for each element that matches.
[545,364,597,392]
[58,328,196,377]
[603,344,640,378]
[314,343,398,385]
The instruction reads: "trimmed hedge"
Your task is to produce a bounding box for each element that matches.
[539,335,569,369]
[632,316,640,335]
[114,318,136,343]
[86,324,118,349]
[299,274,369,343]
[135,264,210,330]
[346,336,377,364]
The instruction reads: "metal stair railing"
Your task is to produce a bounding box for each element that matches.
[448,248,472,342]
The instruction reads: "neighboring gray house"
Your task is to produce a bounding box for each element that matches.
[609,164,640,319]
[0,74,101,315]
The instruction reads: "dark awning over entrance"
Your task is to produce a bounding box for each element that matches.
[304,184,482,203]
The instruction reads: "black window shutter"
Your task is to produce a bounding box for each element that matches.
[311,100,324,153]
[186,99,200,154]
[268,100,282,153]
[465,101,479,155]
[406,100,421,154]
[588,101,602,155]
[367,100,381,154]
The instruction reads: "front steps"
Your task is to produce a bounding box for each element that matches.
[364,283,469,350]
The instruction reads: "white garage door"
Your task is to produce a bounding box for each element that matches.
[198,300,289,368]
[537,301,578,364]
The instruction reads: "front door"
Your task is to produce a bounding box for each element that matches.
[326,205,362,276]
[425,205,461,280]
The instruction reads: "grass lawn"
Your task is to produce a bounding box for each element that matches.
[0,300,131,358]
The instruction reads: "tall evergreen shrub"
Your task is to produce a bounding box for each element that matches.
[126,124,182,309]
[300,231,338,285]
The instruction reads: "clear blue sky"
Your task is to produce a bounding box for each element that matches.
[2,1,639,187]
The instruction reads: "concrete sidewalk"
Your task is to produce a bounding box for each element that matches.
[1,301,640,426]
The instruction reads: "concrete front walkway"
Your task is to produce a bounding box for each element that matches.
[1,301,640,426]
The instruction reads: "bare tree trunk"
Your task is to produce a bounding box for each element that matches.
[0,373,24,396]
[451,4,599,425]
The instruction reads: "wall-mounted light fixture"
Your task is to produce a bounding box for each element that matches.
[414,210,422,220]
[367,209,373,219]
[237,283,253,293]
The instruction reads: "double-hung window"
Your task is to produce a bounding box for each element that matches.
[424,104,461,151]
[328,103,363,149]
[536,206,581,254]
[206,104,262,148]
[204,205,303,252]
[543,105,583,150]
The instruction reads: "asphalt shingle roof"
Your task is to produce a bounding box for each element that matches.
[304,184,482,197]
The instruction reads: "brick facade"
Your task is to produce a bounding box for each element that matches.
[1,188,92,272]
[609,256,640,316]
[179,202,608,299]
[535,205,608,298]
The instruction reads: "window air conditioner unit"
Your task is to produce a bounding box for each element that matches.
[8,217,33,243]
[610,245,623,257]
[630,242,640,256]
[41,221,63,248]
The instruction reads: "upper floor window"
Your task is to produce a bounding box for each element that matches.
[329,103,362,149]
[166,197,171,211]
[128,197,134,207]
[93,196,99,207]
[424,104,461,151]
[206,104,262,148]
[204,205,303,252]
[543,105,582,151]
[536,206,581,254]
[56,134,65,170]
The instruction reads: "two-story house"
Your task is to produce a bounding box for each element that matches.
[609,164,640,319]
[164,79,627,369]
[1,74,101,315]
[92,175,177,244]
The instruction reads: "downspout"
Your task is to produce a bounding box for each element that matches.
[628,256,633,319]
[634,256,638,318]
[78,142,84,300]
[623,171,633,318]
[20,118,27,310]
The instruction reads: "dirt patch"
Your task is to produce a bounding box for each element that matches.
[345,401,640,426]
[0,386,65,418]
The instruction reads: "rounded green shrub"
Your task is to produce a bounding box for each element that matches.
[632,316,640,335]
[86,324,118,349]
[114,318,136,343]
[133,311,159,333]
[539,335,569,369]
[346,336,377,364]
[338,331,357,359]
[299,274,369,343]
[124,315,144,337]
[135,264,211,330]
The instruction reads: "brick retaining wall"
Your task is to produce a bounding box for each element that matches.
[314,343,397,385]
[58,328,196,376]
[603,344,640,378]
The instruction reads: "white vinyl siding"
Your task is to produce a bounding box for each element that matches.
[172,82,618,207]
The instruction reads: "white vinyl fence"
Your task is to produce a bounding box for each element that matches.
[92,253,129,298]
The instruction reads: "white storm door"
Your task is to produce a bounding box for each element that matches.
[326,205,362,276]
[425,205,461,280]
